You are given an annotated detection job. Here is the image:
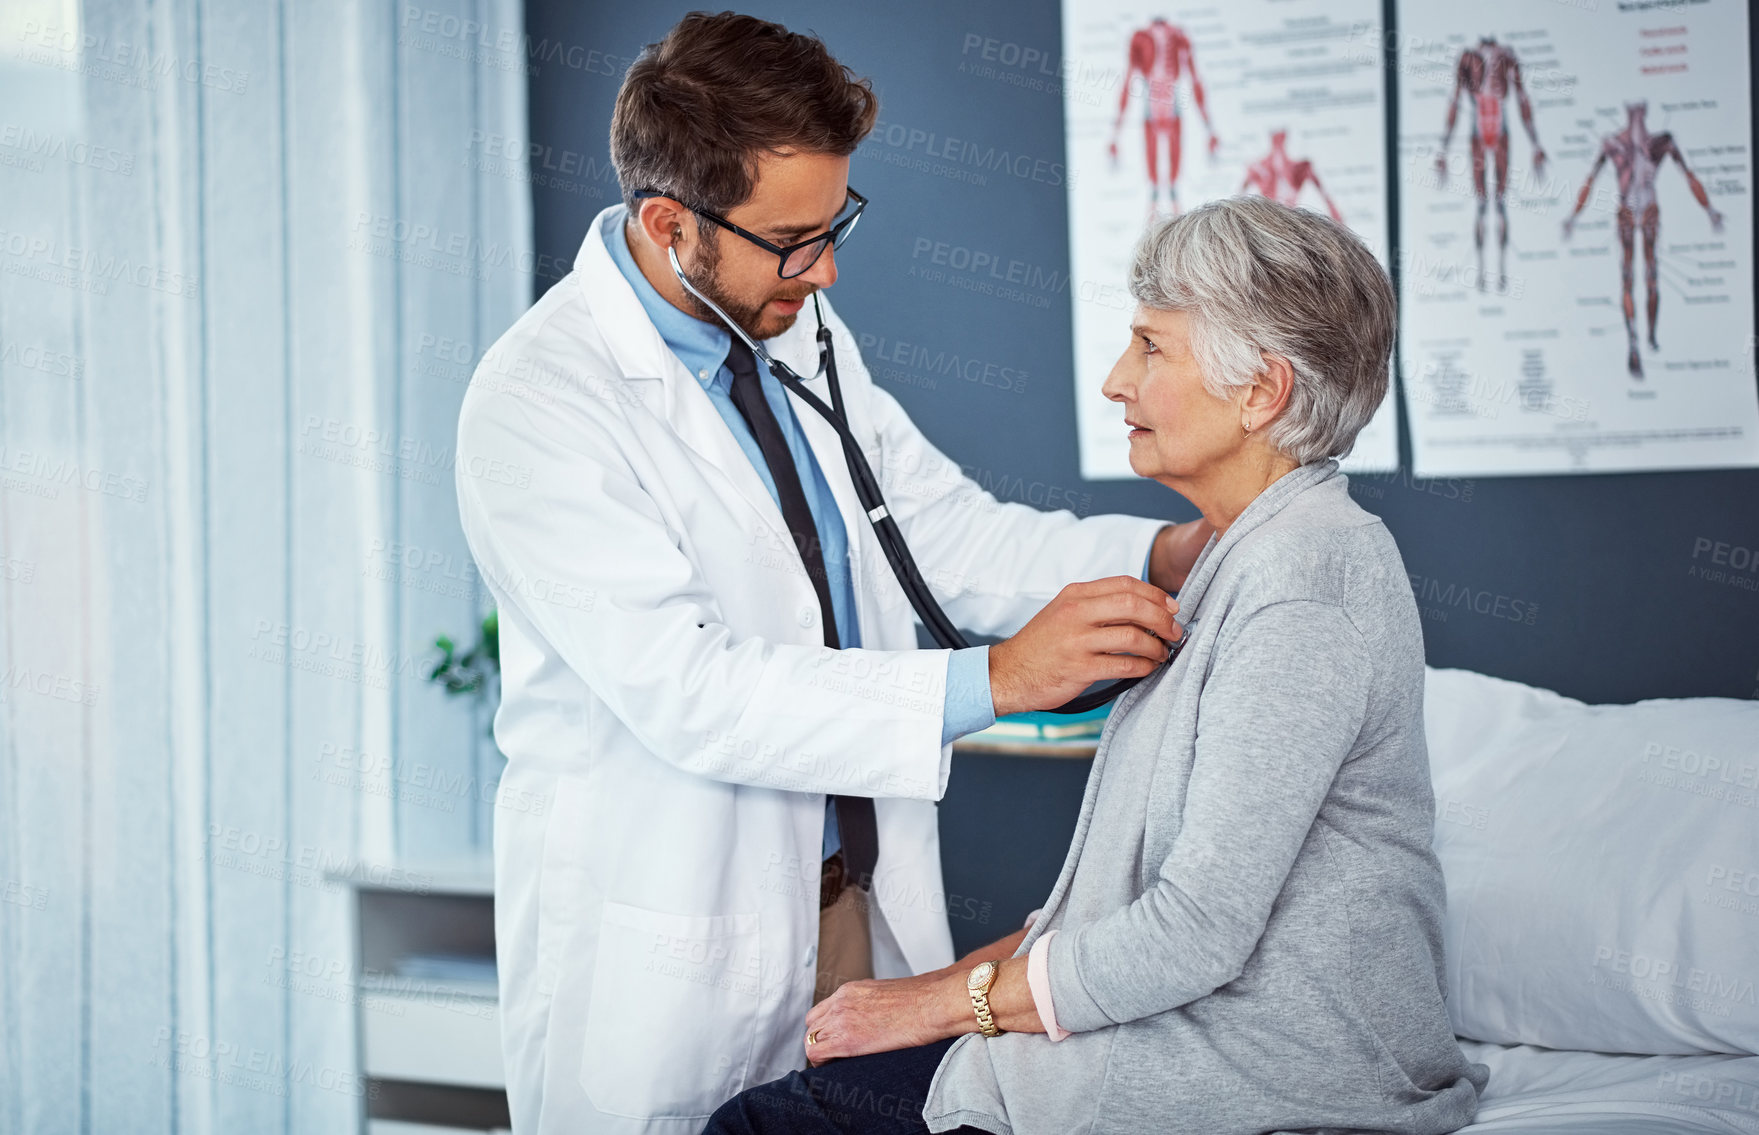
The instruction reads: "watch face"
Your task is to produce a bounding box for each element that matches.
[967,961,996,990]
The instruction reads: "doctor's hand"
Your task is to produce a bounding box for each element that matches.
[988,577,1179,717]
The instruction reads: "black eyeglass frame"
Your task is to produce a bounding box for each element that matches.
[631,186,867,279]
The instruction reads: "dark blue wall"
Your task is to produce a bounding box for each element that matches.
[525,1,1759,951]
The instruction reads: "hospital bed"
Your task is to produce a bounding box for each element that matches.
[1424,668,1759,1135]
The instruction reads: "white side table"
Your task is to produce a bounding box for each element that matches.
[330,860,509,1134]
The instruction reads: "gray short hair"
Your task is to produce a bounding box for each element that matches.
[1128,196,1394,464]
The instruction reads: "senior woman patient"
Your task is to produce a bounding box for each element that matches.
[703,196,1489,1135]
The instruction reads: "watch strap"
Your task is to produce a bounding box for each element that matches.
[968,963,1003,1037]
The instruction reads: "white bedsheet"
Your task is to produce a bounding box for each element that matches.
[1456,1040,1759,1134]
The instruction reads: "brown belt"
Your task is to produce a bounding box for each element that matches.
[820,850,849,911]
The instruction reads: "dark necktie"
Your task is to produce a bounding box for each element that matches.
[723,337,879,891]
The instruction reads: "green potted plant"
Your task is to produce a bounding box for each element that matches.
[427,609,500,716]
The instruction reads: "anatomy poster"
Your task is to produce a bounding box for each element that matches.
[1063,2,1396,479]
[1396,0,1759,477]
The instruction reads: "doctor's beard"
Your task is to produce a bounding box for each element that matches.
[680,229,816,342]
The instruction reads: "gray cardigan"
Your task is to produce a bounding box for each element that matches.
[924,461,1489,1135]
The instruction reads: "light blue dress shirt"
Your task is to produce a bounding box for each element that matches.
[604,209,995,858]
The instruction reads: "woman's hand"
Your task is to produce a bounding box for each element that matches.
[1149,518,1214,594]
[802,969,968,1066]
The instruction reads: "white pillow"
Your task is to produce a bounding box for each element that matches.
[1424,666,1759,1056]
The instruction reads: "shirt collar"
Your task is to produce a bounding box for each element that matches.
[601,206,731,389]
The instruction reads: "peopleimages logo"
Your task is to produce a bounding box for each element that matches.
[1692,537,1757,570]
[1405,573,1538,624]
[865,120,1071,188]
[1658,1069,1759,1115]
[856,332,1029,394]
[1591,945,1756,1008]
[1641,741,1759,788]
[15,20,250,93]
[0,228,198,297]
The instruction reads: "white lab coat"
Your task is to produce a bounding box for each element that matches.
[453,206,1163,1135]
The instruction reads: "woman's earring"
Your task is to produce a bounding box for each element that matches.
[1241,420,1252,439]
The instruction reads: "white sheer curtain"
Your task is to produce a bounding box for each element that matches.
[0,0,530,1130]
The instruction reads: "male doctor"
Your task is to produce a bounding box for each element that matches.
[454,12,1208,1135]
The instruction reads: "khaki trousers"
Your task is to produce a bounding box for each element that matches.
[812,884,874,1005]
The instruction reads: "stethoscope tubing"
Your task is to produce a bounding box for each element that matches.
[774,326,1156,714]
[664,251,1159,713]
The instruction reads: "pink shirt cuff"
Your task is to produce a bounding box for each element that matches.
[1027,929,1070,1041]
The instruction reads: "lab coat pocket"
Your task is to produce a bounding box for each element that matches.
[580,901,763,1119]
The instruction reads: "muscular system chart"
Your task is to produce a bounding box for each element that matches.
[1062,1,1395,479]
[1396,0,1758,476]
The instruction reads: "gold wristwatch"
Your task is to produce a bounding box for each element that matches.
[966,960,1003,1037]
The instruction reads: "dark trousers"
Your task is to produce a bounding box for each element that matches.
[701,1037,994,1134]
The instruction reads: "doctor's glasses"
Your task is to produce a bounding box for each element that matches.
[633,186,866,278]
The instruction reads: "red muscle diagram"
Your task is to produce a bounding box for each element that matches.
[1434,36,1547,294]
[1240,130,1342,222]
[1562,101,1724,379]
[1107,17,1218,218]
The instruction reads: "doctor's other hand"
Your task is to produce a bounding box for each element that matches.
[988,577,1179,717]
[1148,518,1214,594]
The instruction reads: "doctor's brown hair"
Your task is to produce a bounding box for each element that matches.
[610,11,878,215]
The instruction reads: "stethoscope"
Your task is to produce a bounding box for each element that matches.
[666,247,1174,713]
